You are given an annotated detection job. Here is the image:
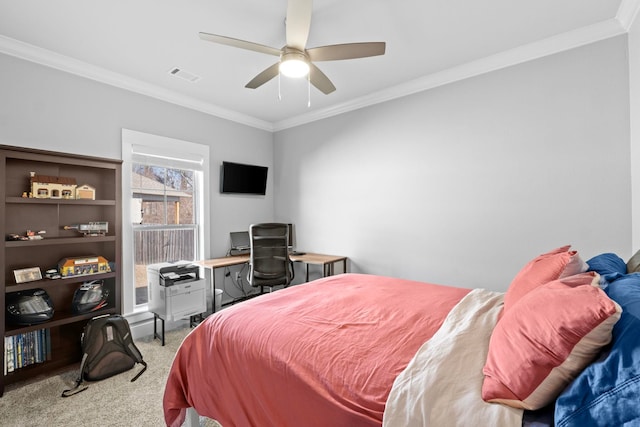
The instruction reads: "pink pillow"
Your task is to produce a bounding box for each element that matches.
[482,272,621,410]
[503,245,587,311]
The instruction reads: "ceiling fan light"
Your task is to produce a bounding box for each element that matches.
[279,53,310,78]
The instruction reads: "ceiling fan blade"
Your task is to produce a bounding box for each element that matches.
[286,0,313,51]
[245,62,281,89]
[199,32,281,57]
[309,63,336,94]
[307,42,386,62]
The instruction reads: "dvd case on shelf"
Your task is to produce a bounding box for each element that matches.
[4,329,51,373]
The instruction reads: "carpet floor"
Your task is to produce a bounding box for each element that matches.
[0,327,221,427]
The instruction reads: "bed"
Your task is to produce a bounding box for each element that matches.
[163,246,640,427]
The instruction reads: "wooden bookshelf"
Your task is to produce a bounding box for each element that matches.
[0,145,122,396]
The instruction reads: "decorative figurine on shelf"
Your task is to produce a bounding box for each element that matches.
[7,230,45,241]
[58,256,111,277]
[75,184,96,200]
[45,268,61,279]
[7,233,28,241]
[30,171,77,199]
[26,230,46,240]
[63,222,108,237]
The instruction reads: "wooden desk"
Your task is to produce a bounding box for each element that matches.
[198,254,249,270]
[197,252,348,312]
[290,253,348,281]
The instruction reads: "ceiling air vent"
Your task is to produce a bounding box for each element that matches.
[169,67,201,83]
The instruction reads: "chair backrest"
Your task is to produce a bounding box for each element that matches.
[248,223,293,289]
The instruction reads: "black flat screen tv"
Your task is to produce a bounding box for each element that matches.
[220,161,268,195]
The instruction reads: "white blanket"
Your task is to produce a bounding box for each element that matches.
[383,289,523,427]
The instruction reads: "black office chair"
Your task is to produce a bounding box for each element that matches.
[248,223,294,293]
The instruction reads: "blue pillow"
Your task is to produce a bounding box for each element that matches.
[586,253,627,281]
[555,273,640,426]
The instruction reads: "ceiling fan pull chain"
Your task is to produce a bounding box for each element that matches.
[278,72,282,101]
[307,73,311,108]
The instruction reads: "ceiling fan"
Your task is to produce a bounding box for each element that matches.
[199,0,386,95]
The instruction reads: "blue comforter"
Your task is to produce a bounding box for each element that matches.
[555,253,640,426]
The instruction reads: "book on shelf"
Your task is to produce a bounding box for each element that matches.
[4,329,51,373]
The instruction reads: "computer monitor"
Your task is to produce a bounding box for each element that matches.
[287,223,294,250]
[230,231,250,252]
[231,225,293,252]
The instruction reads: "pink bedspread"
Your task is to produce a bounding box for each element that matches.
[163,273,470,427]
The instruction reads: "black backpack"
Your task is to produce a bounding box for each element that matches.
[62,314,147,397]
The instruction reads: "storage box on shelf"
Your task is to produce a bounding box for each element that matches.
[0,145,122,396]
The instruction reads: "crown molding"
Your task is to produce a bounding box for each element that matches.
[273,18,626,131]
[617,0,640,30]
[0,35,274,132]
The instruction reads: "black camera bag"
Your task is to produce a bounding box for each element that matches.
[62,314,147,397]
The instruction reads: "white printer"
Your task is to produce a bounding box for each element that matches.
[147,261,206,322]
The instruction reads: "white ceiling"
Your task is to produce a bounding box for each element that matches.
[0,1,638,131]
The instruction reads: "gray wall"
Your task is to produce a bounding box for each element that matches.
[629,17,640,252]
[0,52,275,260]
[1,33,634,296]
[274,36,631,291]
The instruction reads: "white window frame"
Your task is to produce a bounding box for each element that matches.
[121,129,210,316]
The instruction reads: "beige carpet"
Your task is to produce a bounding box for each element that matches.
[0,327,221,427]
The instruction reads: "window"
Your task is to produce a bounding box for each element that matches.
[131,165,198,305]
[121,129,210,315]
